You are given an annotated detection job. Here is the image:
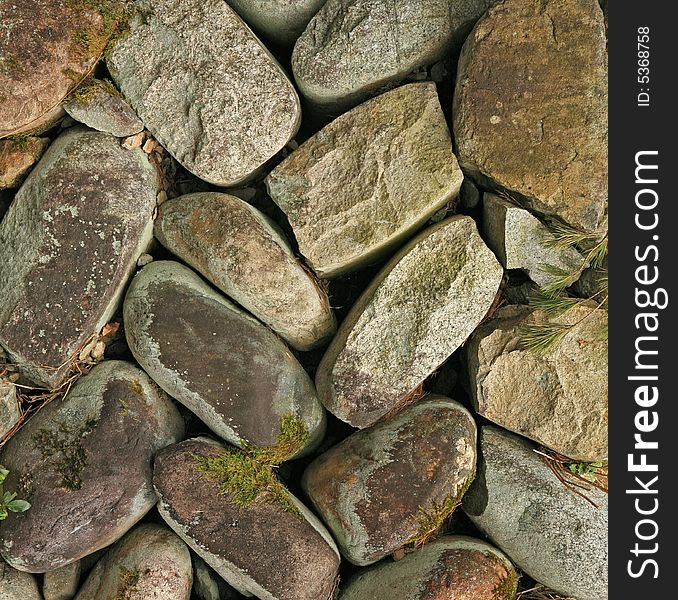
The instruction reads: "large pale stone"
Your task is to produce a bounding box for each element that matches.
[316,216,502,427]
[108,0,301,186]
[266,83,463,278]
[454,0,608,233]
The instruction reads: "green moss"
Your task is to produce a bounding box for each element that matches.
[130,379,144,395]
[66,0,136,58]
[67,77,120,106]
[486,552,519,600]
[114,566,140,600]
[564,460,606,482]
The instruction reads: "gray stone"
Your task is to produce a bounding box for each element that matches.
[0,127,158,388]
[0,137,49,190]
[74,523,192,600]
[454,0,608,233]
[458,178,480,210]
[467,304,608,461]
[482,193,584,286]
[192,553,242,600]
[64,79,144,138]
[316,215,502,428]
[43,561,81,600]
[154,438,341,600]
[463,426,608,600]
[292,0,494,112]
[155,193,335,351]
[339,536,517,600]
[303,397,477,565]
[0,560,41,600]
[123,261,325,458]
[227,0,326,45]
[0,381,20,441]
[108,0,301,186]
[266,83,463,278]
[0,360,184,572]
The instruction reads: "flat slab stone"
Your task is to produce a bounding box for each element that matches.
[266,83,463,278]
[155,192,335,351]
[454,0,608,233]
[0,360,184,573]
[108,0,301,186]
[0,127,158,388]
[316,216,502,428]
[0,137,49,190]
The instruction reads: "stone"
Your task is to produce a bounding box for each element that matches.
[0,560,41,600]
[64,79,144,138]
[0,360,184,572]
[458,178,480,210]
[463,426,608,600]
[0,137,49,190]
[43,561,81,600]
[74,523,192,600]
[226,0,327,45]
[266,83,463,278]
[154,438,341,600]
[466,304,607,461]
[123,261,325,457]
[0,381,20,441]
[454,0,608,233]
[108,0,301,186]
[192,553,243,600]
[339,536,518,600]
[482,193,584,286]
[0,127,158,388]
[302,397,477,565]
[155,193,335,351]
[292,0,494,111]
[316,216,502,428]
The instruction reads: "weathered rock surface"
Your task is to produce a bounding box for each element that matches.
[454,0,608,233]
[43,560,81,600]
[292,0,494,111]
[267,83,463,278]
[467,304,608,461]
[0,360,184,572]
[64,79,144,138]
[339,536,518,600]
[227,0,326,45]
[154,438,341,600]
[0,127,158,388]
[0,381,20,440]
[155,193,335,351]
[463,426,608,600]
[123,261,325,456]
[316,216,502,427]
[303,397,477,565]
[483,193,584,286]
[192,553,242,600]
[108,0,301,186]
[0,137,49,190]
[74,523,192,600]
[0,560,41,600]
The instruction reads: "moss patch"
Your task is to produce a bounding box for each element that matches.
[486,552,519,600]
[67,77,121,106]
[114,566,140,600]
[66,0,136,58]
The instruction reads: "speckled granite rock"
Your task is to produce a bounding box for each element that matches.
[0,137,49,190]
[108,0,301,185]
[0,560,41,600]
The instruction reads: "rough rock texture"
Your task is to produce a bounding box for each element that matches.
[0,0,113,136]
[0,361,184,572]
[64,80,144,138]
[467,304,608,461]
[463,426,608,600]
[154,438,341,600]
[483,193,584,286]
[155,193,335,351]
[74,524,192,600]
[0,560,41,600]
[303,397,477,565]
[0,381,20,440]
[192,553,242,600]
[339,536,518,600]
[43,561,81,600]
[0,127,158,388]
[0,137,49,190]
[266,83,463,278]
[316,216,502,427]
[292,0,494,111]
[454,0,608,233]
[108,0,301,186]
[227,0,326,45]
[123,261,325,456]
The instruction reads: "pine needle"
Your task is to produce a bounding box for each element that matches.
[519,323,570,354]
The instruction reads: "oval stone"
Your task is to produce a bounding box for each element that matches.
[0,561,41,600]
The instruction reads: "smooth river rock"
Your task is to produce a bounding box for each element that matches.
[463,426,608,600]
[154,438,341,600]
[0,127,158,388]
[155,193,335,351]
[303,397,477,565]
[123,261,325,457]
[454,0,608,233]
[0,137,49,190]
[108,0,301,186]
[316,216,502,427]
[266,82,463,279]
[0,361,184,572]
[0,560,41,600]
[192,553,242,600]
[43,560,81,600]
[467,304,608,461]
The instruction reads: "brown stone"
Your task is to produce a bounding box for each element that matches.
[0,137,49,190]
